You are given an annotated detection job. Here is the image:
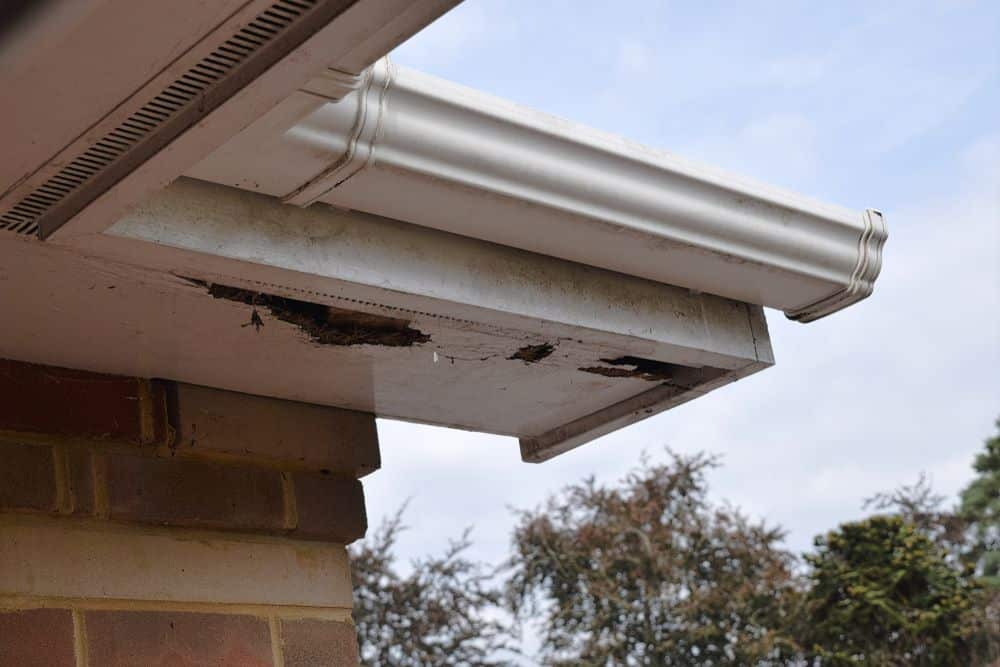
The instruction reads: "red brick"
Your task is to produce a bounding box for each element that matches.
[168,382,380,477]
[107,454,284,532]
[280,618,359,667]
[292,474,366,543]
[85,610,272,667]
[0,608,76,667]
[0,442,56,512]
[0,358,168,445]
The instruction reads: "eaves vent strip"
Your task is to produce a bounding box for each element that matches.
[0,0,352,240]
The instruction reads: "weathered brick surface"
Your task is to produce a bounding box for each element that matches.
[0,441,56,512]
[0,608,76,667]
[0,360,363,667]
[0,358,168,445]
[85,610,273,667]
[293,474,367,543]
[107,454,285,532]
[0,445,372,540]
[169,382,379,476]
[281,618,360,667]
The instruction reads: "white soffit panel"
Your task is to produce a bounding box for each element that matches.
[190,58,887,322]
[0,0,247,207]
[0,1,461,240]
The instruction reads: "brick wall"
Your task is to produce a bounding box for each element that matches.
[0,358,376,666]
[0,606,358,667]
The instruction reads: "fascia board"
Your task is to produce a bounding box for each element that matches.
[190,58,887,322]
[103,178,769,370]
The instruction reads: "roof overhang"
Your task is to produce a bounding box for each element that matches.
[0,7,887,461]
[0,178,771,461]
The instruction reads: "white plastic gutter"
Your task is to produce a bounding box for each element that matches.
[189,58,887,322]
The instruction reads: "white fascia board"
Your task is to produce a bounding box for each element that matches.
[105,178,769,370]
[190,58,887,322]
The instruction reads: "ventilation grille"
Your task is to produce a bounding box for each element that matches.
[0,0,323,238]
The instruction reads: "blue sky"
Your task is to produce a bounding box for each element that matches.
[368,0,999,589]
